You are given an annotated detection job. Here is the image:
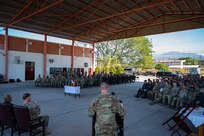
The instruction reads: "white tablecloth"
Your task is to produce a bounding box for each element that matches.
[185,108,204,127]
[64,86,80,94]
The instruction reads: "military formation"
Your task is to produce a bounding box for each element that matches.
[135,76,204,109]
[35,74,136,88]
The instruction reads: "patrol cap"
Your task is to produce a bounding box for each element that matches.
[22,93,31,100]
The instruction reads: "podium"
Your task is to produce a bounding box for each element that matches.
[64,86,80,98]
[92,114,124,136]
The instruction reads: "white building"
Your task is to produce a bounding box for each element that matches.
[0,34,93,81]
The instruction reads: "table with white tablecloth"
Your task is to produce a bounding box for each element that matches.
[185,108,204,136]
[64,86,80,98]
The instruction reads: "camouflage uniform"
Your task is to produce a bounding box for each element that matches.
[167,84,180,106]
[186,87,198,105]
[162,84,171,104]
[154,81,165,102]
[88,94,125,136]
[172,88,188,108]
[35,75,42,87]
[147,82,160,101]
[24,101,49,127]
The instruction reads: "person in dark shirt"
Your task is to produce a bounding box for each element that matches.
[3,94,15,119]
[3,94,13,105]
[135,80,148,98]
[195,88,204,107]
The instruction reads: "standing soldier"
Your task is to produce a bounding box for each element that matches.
[88,83,125,136]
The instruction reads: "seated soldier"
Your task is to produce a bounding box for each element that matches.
[147,80,160,101]
[186,85,198,105]
[3,94,13,106]
[135,80,148,98]
[2,94,15,121]
[35,75,42,87]
[141,79,154,99]
[22,93,51,135]
[161,82,171,105]
[195,88,204,107]
[172,84,188,109]
[167,82,180,107]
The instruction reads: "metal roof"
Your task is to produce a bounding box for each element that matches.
[0,0,204,43]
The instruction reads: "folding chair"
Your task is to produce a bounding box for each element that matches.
[13,105,45,136]
[162,105,194,136]
[0,103,16,136]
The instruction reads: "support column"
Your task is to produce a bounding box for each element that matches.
[43,34,47,77]
[71,39,74,76]
[5,27,8,80]
[91,42,95,75]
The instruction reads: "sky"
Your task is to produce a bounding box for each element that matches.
[147,28,204,55]
[0,27,204,55]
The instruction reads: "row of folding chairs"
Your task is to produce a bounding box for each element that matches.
[0,103,45,136]
[162,105,195,136]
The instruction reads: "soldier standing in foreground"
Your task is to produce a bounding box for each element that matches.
[88,82,125,136]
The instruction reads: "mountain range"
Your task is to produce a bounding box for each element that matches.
[153,51,204,60]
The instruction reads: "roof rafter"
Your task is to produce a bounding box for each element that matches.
[182,0,192,13]
[113,0,140,23]
[75,0,127,28]
[97,0,135,26]
[49,0,177,33]
[85,15,163,39]
[74,0,157,39]
[48,0,120,35]
[171,1,182,13]
[6,0,36,26]
[6,0,63,27]
[46,0,100,33]
[159,0,173,13]
[97,15,162,42]
[97,14,204,42]
[195,0,204,11]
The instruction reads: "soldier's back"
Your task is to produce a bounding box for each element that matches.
[94,94,118,132]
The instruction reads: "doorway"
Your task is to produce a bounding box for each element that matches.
[25,62,35,80]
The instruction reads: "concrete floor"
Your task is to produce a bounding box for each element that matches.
[0,80,187,136]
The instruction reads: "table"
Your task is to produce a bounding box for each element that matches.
[185,108,204,136]
[64,86,80,98]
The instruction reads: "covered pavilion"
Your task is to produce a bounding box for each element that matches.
[0,0,204,80]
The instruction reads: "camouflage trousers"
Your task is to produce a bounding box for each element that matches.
[40,115,49,127]
[154,92,163,102]
[171,97,178,107]
[95,130,117,136]
[170,97,186,108]
[162,94,168,104]
[176,98,186,108]
[167,95,174,105]
[147,91,157,100]
[32,115,49,128]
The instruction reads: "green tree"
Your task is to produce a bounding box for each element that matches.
[95,37,154,70]
[103,66,109,74]
[109,66,116,74]
[155,63,169,71]
[116,66,124,74]
[178,57,198,65]
[95,66,101,74]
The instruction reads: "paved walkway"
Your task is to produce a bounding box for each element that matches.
[0,81,186,136]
